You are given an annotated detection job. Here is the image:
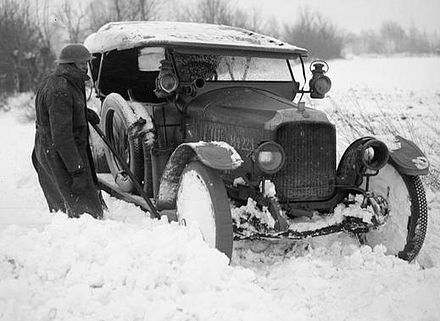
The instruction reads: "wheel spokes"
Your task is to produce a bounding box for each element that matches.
[111,113,130,173]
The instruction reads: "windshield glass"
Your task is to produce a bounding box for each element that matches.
[173,53,293,82]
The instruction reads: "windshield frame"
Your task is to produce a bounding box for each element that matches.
[170,47,300,83]
[172,46,302,60]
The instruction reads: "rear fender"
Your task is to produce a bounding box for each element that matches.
[156,142,243,210]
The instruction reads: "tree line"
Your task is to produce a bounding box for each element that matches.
[1,0,439,96]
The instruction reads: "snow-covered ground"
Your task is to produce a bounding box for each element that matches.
[1,56,440,321]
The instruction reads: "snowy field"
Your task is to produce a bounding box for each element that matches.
[1,56,440,321]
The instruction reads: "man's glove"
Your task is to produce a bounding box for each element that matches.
[87,108,100,125]
[71,171,88,195]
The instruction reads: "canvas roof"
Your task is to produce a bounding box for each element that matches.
[84,21,308,58]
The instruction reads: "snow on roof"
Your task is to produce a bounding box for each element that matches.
[84,21,307,57]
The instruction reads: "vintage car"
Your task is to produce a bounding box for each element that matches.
[84,21,429,262]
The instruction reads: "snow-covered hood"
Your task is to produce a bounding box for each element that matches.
[186,87,331,130]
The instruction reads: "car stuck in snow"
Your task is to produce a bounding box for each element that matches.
[84,21,430,262]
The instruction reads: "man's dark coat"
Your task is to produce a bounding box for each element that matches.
[32,63,103,218]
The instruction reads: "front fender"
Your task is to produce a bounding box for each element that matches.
[337,135,429,187]
[337,136,373,186]
[156,142,243,210]
[386,135,429,176]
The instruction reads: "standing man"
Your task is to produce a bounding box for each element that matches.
[32,44,103,219]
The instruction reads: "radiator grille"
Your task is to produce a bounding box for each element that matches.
[274,122,336,202]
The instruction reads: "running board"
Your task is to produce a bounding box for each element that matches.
[97,173,177,221]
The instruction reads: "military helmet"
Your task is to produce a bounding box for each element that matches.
[57,44,93,64]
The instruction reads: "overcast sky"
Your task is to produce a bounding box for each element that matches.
[67,0,440,35]
[238,0,440,33]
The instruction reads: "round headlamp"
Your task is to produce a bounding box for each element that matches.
[158,72,179,93]
[254,142,285,174]
[361,139,389,171]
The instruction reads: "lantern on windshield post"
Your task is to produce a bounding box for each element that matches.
[309,60,332,99]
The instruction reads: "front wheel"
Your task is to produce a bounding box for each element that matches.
[362,164,428,262]
[176,161,233,260]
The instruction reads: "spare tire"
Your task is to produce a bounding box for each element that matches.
[101,93,144,192]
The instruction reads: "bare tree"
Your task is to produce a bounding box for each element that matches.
[176,0,270,36]
[33,0,56,83]
[87,0,112,32]
[230,6,267,34]
[198,0,232,24]
[0,0,43,93]
[284,8,344,59]
[112,0,123,20]
[265,16,282,38]
[247,8,263,33]
[136,0,160,20]
[56,0,87,43]
[86,0,160,33]
[350,21,435,55]
[179,0,233,25]
[406,24,431,54]
[380,20,406,53]
[34,0,52,48]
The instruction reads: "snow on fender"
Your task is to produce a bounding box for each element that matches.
[185,141,243,170]
[156,141,242,211]
[387,135,430,176]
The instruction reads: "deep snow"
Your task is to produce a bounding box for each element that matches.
[1,56,440,321]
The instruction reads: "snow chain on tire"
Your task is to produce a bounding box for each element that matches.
[401,175,428,262]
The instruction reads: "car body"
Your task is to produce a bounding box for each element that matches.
[85,21,429,262]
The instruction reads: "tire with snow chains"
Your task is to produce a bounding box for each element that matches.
[101,93,144,193]
[176,161,233,260]
[362,163,428,262]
